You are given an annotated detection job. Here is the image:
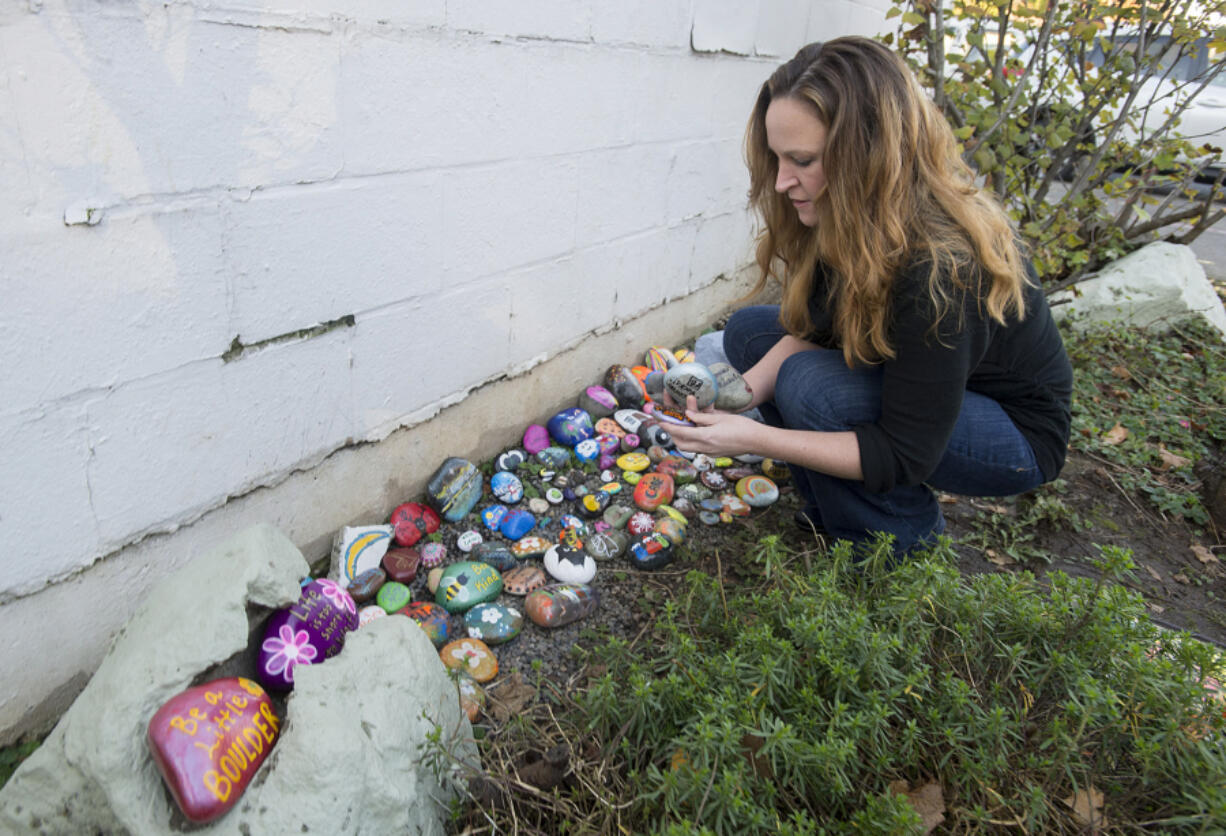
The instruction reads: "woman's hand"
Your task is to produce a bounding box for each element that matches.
[664,396,763,458]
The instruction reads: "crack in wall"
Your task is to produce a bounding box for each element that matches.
[221,314,356,363]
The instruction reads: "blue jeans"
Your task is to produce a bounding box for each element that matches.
[724,306,1045,556]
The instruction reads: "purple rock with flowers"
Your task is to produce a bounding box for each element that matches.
[257,579,358,691]
[546,407,595,447]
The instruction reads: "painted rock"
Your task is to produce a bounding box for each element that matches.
[331,525,393,590]
[376,581,412,613]
[735,475,780,507]
[614,409,651,434]
[713,457,734,467]
[599,452,617,470]
[664,362,719,410]
[645,345,678,372]
[465,603,524,645]
[525,584,599,628]
[482,504,509,532]
[389,502,441,548]
[595,434,621,457]
[710,362,754,411]
[347,567,386,604]
[723,466,756,481]
[435,561,503,613]
[536,446,571,469]
[672,497,697,519]
[544,543,597,585]
[399,601,451,647]
[472,542,518,572]
[646,444,669,464]
[574,438,600,463]
[600,481,622,495]
[761,459,791,482]
[616,452,650,472]
[604,365,646,408]
[528,496,550,515]
[523,424,551,455]
[147,677,280,824]
[644,370,665,397]
[420,542,446,567]
[425,458,484,523]
[735,452,765,463]
[512,535,552,559]
[630,365,655,400]
[585,530,628,560]
[603,504,634,529]
[358,605,387,628]
[641,423,673,449]
[426,567,444,594]
[500,508,537,540]
[633,472,675,512]
[678,483,712,504]
[558,515,586,535]
[659,504,688,525]
[701,470,729,491]
[490,471,524,504]
[579,385,619,419]
[692,454,714,472]
[382,548,420,585]
[656,457,697,484]
[456,530,484,552]
[651,405,693,426]
[545,487,564,505]
[627,511,656,535]
[699,510,721,525]
[503,563,548,596]
[674,347,696,364]
[257,579,357,691]
[496,448,528,472]
[623,470,641,485]
[655,517,687,545]
[579,491,611,519]
[547,407,595,447]
[594,417,625,438]
[539,468,557,482]
[458,677,486,723]
[620,433,641,453]
[699,498,724,513]
[721,493,752,516]
[441,638,498,683]
[629,532,675,570]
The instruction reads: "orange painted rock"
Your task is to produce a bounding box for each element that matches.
[147,677,280,824]
[441,638,498,682]
[633,472,674,511]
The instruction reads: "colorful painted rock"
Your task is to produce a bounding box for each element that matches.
[537,446,571,468]
[620,433,641,453]
[664,362,719,410]
[456,530,484,552]
[672,497,698,519]
[257,579,357,691]
[490,471,524,504]
[761,458,791,482]
[629,532,675,570]
[655,517,687,545]
[332,525,393,590]
[472,542,517,572]
[710,362,754,411]
[656,457,697,484]
[646,444,669,463]
[546,407,595,447]
[604,365,646,408]
[512,535,551,559]
[420,542,446,568]
[147,677,280,824]
[435,561,503,613]
[500,508,537,540]
[399,601,451,647]
[376,581,412,613]
[585,530,628,560]
[458,677,485,723]
[579,385,619,419]
[645,345,678,372]
[389,502,441,548]
[426,567,444,594]
[545,486,564,505]
[721,493,752,516]
[358,605,387,628]
[594,417,625,438]
[575,438,600,463]
[425,458,484,522]
[523,424,550,455]
[651,405,693,426]
[735,475,779,507]
[347,567,386,604]
[699,510,720,525]
[544,543,597,584]
[603,504,634,529]
[441,638,498,682]
[616,452,650,472]
[623,470,642,485]
[627,511,656,535]
[633,472,675,511]
[678,483,712,504]
[482,504,509,532]
[382,548,420,585]
[701,470,729,491]
[579,491,611,519]
[614,409,651,434]
[502,563,548,596]
[465,603,524,645]
[692,454,714,472]
[525,584,599,628]
[496,448,528,472]
[644,370,665,397]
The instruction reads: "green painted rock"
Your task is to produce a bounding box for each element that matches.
[435,561,503,613]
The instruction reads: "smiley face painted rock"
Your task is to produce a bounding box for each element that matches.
[633,472,675,512]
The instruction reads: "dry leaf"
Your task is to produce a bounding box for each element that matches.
[937,493,959,505]
[1174,572,1191,584]
[1192,544,1219,565]
[1102,423,1129,445]
[487,672,537,724]
[1145,564,1162,582]
[1110,364,1132,380]
[1063,785,1108,829]
[1147,601,1166,614]
[890,779,946,834]
[740,733,774,780]
[986,549,1016,567]
[979,502,1012,514]
[1157,444,1193,470]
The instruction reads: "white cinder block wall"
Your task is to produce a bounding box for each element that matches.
[0,0,889,741]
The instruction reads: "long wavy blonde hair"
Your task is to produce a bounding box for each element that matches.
[745,37,1028,366]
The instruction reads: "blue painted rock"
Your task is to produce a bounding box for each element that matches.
[664,362,719,410]
[420,542,446,568]
[257,579,357,691]
[699,498,724,513]
[389,502,441,547]
[604,365,645,408]
[614,409,651,434]
[472,542,518,572]
[512,535,552,558]
[502,563,548,595]
[347,567,386,604]
[358,605,387,628]
[523,424,550,455]
[525,584,599,628]
[425,458,484,522]
[376,581,412,613]
[465,603,524,645]
[482,504,509,532]
[536,446,571,468]
[456,530,484,552]
[398,601,451,647]
[627,511,655,535]
[544,543,597,584]
[603,504,634,529]
[710,362,754,411]
[546,407,595,447]
[496,448,528,472]
[440,638,498,682]
[491,471,524,504]
[574,438,600,463]
[500,508,537,541]
[595,434,621,456]
[579,491,611,519]
[633,472,675,511]
[435,561,503,613]
[558,514,586,535]
[579,385,619,419]
[332,525,393,589]
[382,548,420,585]
[699,510,720,525]
[147,677,279,824]
[736,475,779,507]
[645,345,678,372]
[585,530,628,560]
[629,532,675,570]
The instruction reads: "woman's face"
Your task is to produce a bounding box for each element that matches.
[765,96,828,227]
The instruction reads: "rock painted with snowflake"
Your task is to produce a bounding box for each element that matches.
[147,677,280,824]
[256,579,358,691]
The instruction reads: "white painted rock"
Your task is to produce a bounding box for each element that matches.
[329,525,394,589]
[543,543,597,585]
[1051,241,1226,338]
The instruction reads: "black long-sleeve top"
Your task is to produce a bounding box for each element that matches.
[805,260,1073,494]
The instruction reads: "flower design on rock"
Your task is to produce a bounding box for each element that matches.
[450,641,486,669]
[468,627,483,639]
[261,625,318,680]
[480,607,503,624]
[317,579,356,614]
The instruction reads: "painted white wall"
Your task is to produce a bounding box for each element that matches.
[0,0,890,740]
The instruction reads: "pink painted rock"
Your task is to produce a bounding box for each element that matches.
[147,677,280,824]
[525,583,599,628]
[523,424,551,455]
[389,502,440,547]
[256,579,357,691]
[633,472,674,511]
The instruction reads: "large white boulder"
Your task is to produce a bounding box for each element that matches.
[1050,241,1226,338]
[0,524,476,835]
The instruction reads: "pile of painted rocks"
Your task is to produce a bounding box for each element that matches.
[146,346,787,822]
